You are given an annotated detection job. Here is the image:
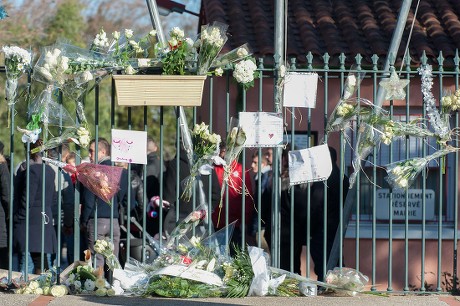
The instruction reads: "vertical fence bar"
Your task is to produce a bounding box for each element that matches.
[371,54,379,291]
[453,50,460,292]
[437,54,445,292]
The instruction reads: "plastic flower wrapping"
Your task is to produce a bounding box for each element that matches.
[324,267,369,296]
[94,238,121,270]
[215,118,249,227]
[196,22,228,75]
[42,157,122,203]
[2,45,31,123]
[325,69,366,134]
[211,43,251,68]
[385,145,459,189]
[105,205,370,298]
[181,122,221,202]
[15,268,70,297]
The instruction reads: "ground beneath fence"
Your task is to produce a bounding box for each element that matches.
[0,293,459,306]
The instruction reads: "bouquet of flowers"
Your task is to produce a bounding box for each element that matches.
[211,43,251,68]
[30,126,90,153]
[2,45,32,125]
[181,122,221,201]
[441,89,460,114]
[64,264,114,296]
[385,145,459,189]
[215,119,248,227]
[325,69,366,134]
[167,204,208,246]
[324,267,369,296]
[42,157,123,203]
[196,22,228,75]
[102,28,158,72]
[159,27,195,75]
[15,268,65,296]
[233,57,259,90]
[94,238,121,270]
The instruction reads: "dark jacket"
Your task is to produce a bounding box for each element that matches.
[310,162,349,237]
[13,159,57,253]
[81,159,136,225]
[162,149,221,234]
[0,155,10,248]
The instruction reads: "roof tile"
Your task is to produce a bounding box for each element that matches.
[201,0,460,67]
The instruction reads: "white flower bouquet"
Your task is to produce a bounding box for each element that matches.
[181,122,221,201]
[324,267,369,296]
[211,43,251,68]
[215,118,248,227]
[233,57,259,90]
[196,22,228,75]
[94,238,121,270]
[2,45,31,124]
[385,145,459,189]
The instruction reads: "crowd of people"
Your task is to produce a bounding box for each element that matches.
[0,136,347,281]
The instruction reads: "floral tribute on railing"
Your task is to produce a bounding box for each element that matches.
[42,157,122,203]
[180,122,221,202]
[325,64,460,190]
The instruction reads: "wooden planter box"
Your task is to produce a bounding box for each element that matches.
[113,75,207,106]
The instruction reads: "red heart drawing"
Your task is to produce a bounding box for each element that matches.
[269,133,274,139]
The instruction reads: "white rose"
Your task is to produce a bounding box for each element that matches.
[84,279,95,291]
[149,30,157,37]
[125,65,136,75]
[215,67,223,76]
[112,31,120,40]
[237,47,248,58]
[125,29,134,38]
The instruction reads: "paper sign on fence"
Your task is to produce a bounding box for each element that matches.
[111,129,147,164]
[283,72,318,108]
[239,112,284,147]
[288,144,332,185]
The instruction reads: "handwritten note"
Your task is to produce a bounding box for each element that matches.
[288,144,332,185]
[239,112,284,147]
[283,72,318,108]
[111,129,147,164]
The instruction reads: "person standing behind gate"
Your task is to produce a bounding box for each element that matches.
[13,139,58,275]
[310,146,349,281]
[261,146,307,275]
[0,141,10,269]
[80,138,136,269]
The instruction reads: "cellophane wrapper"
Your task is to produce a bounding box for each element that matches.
[324,267,369,296]
[197,22,228,75]
[75,163,123,203]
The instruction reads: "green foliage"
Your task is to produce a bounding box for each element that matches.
[44,0,87,47]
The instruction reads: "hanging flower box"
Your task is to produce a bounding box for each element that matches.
[113,75,207,106]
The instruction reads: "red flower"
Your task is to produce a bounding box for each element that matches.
[181,255,192,266]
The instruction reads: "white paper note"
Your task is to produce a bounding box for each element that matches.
[288,144,332,185]
[239,112,284,147]
[111,129,147,164]
[283,72,318,108]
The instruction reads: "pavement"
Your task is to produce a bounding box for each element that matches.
[1,293,460,306]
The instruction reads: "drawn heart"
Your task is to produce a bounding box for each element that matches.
[269,133,274,139]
